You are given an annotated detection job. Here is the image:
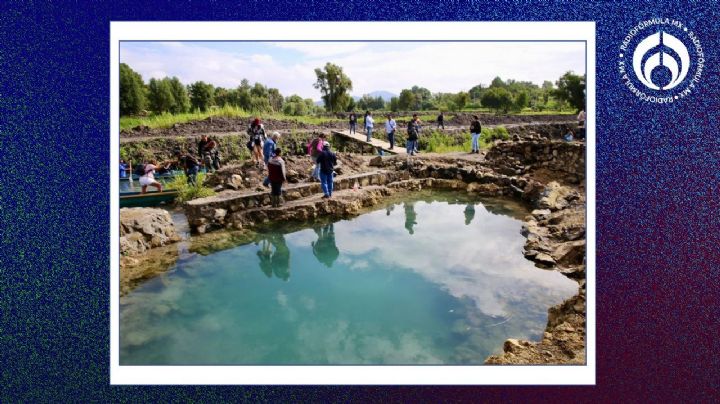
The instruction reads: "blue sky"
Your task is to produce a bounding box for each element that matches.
[120,41,585,101]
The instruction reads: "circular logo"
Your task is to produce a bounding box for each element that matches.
[618,19,704,103]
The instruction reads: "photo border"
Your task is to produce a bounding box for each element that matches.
[110,21,596,385]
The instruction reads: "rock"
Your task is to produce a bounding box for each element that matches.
[369,156,383,167]
[534,253,556,267]
[119,208,180,256]
[286,169,301,183]
[537,181,572,211]
[226,174,244,190]
[504,339,523,353]
[552,240,586,266]
[531,209,551,219]
[213,208,227,221]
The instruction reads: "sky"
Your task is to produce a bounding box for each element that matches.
[120,41,585,101]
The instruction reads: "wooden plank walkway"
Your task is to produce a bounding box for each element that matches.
[331,130,407,155]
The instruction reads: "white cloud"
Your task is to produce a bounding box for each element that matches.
[121,41,585,101]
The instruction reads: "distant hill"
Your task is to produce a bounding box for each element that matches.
[361,90,397,102]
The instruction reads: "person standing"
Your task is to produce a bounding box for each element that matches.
[385,114,397,150]
[577,109,586,140]
[349,112,357,135]
[248,117,266,167]
[470,115,482,154]
[308,133,326,181]
[267,148,287,207]
[262,132,281,186]
[406,114,420,156]
[437,111,445,130]
[119,160,128,179]
[316,141,337,199]
[364,111,374,142]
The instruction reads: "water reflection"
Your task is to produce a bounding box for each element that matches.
[464,203,476,225]
[403,202,417,235]
[254,234,290,281]
[311,224,340,268]
[121,193,579,365]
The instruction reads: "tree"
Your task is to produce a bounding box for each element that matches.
[468,84,485,101]
[119,63,146,115]
[514,91,529,112]
[389,96,399,112]
[397,89,415,110]
[189,81,214,112]
[268,88,283,112]
[481,87,514,113]
[490,76,506,88]
[410,86,433,110]
[167,77,189,113]
[455,92,469,111]
[214,87,230,108]
[147,78,174,114]
[345,97,356,112]
[313,63,353,112]
[554,71,586,112]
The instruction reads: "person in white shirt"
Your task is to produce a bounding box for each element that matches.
[139,160,163,194]
[365,111,374,142]
[385,114,397,149]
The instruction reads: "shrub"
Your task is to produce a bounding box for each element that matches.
[165,172,216,203]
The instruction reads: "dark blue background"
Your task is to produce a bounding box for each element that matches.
[1,1,718,401]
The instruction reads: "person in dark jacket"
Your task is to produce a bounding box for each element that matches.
[470,115,482,154]
[174,150,201,185]
[267,147,287,207]
[316,141,337,198]
[349,112,357,134]
[406,114,421,156]
[437,112,444,129]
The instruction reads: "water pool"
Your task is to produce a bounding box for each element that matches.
[120,192,577,365]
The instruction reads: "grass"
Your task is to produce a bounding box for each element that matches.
[120,105,345,131]
[422,126,510,153]
[164,172,216,203]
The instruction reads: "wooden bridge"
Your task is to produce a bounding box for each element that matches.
[331,130,407,155]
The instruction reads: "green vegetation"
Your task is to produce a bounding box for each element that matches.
[165,172,216,203]
[314,62,353,112]
[421,127,510,153]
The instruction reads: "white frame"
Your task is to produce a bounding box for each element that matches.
[110,21,596,385]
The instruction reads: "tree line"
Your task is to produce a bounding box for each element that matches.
[121,61,585,117]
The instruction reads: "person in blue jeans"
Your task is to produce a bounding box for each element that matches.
[316,141,337,198]
[406,114,420,155]
[470,115,482,154]
[349,112,357,135]
[364,111,374,142]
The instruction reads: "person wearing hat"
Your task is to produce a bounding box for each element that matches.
[315,141,337,199]
[469,115,482,154]
[262,132,282,187]
[247,117,266,167]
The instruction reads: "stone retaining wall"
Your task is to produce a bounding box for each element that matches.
[485,140,585,182]
[184,170,401,233]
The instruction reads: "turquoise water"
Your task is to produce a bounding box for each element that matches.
[120,193,577,365]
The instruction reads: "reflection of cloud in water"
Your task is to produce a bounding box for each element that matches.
[332,200,577,317]
[296,320,443,364]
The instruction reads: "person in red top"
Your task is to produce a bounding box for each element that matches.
[267,148,287,207]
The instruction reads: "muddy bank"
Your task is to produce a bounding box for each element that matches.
[120,113,576,139]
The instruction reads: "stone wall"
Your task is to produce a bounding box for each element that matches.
[485,140,585,182]
[184,170,401,233]
[120,208,181,256]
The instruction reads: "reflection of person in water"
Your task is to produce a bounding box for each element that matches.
[256,238,273,278]
[404,202,417,235]
[386,204,395,216]
[464,203,476,225]
[311,224,340,268]
[255,234,291,281]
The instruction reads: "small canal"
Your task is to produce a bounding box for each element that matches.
[120,191,577,365]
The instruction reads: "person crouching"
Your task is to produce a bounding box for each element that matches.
[267,148,287,207]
